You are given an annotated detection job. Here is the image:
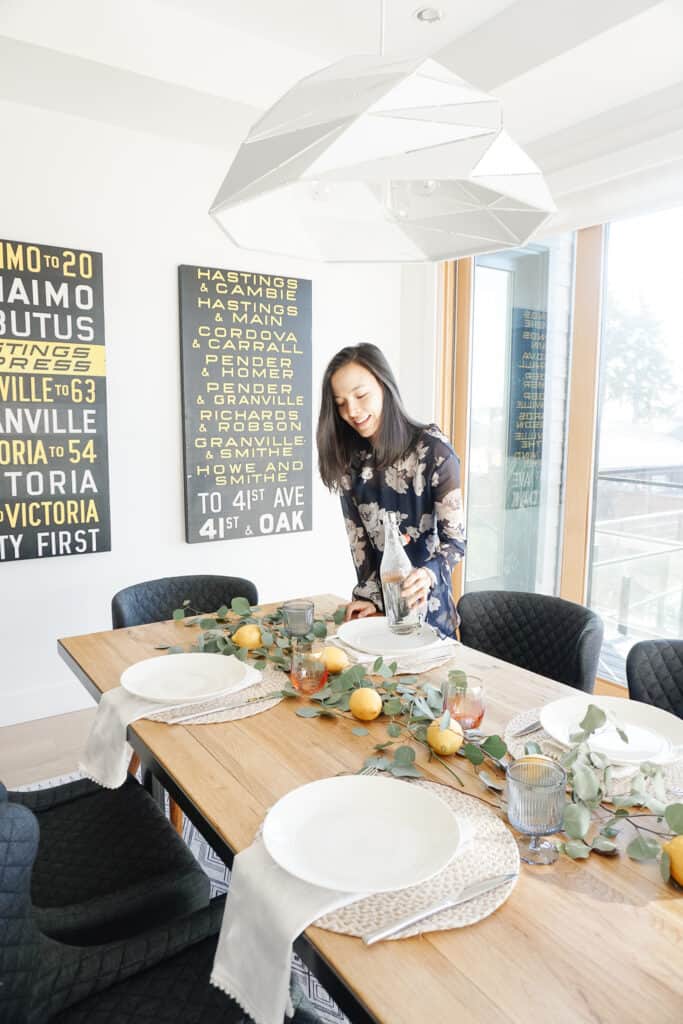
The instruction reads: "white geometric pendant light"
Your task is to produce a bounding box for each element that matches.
[210,23,555,262]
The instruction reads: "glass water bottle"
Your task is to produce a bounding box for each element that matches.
[380,511,421,635]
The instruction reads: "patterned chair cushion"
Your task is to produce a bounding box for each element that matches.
[111,575,258,629]
[457,590,603,693]
[7,777,210,945]
[626,639,683,718]
[0,800,320,1024]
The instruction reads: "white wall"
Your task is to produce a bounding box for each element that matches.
[0,99,403,727]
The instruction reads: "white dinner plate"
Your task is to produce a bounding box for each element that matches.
[120,653,253,704]
[540,695,683,765]
[337,617,441,657]
[262,775,461,893]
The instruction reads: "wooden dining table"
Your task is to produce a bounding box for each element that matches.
[58,593,683,1024]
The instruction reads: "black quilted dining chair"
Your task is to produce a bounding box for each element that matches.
[111,574,258,629]
[3,777,210,946]
[0,794,320,1024]
[457,590,603,693]
[626,639,683,719]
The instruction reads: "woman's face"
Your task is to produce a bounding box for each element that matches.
[330,361,384,442]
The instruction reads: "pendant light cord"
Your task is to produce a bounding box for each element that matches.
[379,0,385,56]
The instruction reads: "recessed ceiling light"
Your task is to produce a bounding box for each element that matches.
[414,7,444,23]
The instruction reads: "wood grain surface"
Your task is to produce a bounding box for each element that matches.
[59,595,683,1024]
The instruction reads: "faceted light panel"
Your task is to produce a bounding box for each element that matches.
[210,54,555,263]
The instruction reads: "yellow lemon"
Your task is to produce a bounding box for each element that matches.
[663,834,683,886]
[349,687,383,722]
[319,646,350,674]
[427,717,464,756]
[232,624,262,650]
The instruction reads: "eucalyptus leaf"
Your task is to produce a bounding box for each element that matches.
[317,708,338,718]
[424,685,443,712]
[412,724,428,743]
[481,735,507,759]
[167,645,184,654]
[569,730,588,744]
[589,752,608,769]
[627,835,660,861]
[364,756,391,771]
[665,804,683,834]
[372,657,384,673]
[275,637,290,649]
[645,798,668,816]
[231,597,251,615]
[572,765,600,802]
[461,743,485,766]
[564,840,591,860]
[389,763,422,778]
[374,742,393,751]
[394,745,416,765]
[215,605,229,619]
[610,794,638,808]
[579,704,606,734]
[396,684,416,695]
[377,663,394,679]
[199,618,217,630]
[388,661,398,675]
[295,706,321,718]
[525,741,543,755]
[448,670,467,689]
[337,694,352,712]
[312,620,328,638]
[661,850,671,883]
[616,726,629,744]
[260,630,274,647]
[563,801,591,840]
[352,726,369,736]
[591,836,618,855]
[154,644,170,650]
[600,826,620,839]
[387,722,402,738]
[440,710,451,730]
[172,609,185,621]
[382,697,403,716]
[333,607,347,625]
[234,647,248,662]
[411,696,435,720]
[560,747,581,768]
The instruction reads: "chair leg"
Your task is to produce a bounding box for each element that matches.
[128,752,141,776]
[169,799,184,835]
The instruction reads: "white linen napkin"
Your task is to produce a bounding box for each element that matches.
[210,838,361,1024]
[79,661,261,789]
[330,635,459,675]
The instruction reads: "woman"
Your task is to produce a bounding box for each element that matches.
[317,343,466,638]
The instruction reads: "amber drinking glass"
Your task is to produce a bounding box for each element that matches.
[441,680,486,730]
[290,642,328,695]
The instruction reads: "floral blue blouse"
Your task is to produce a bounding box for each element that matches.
[340,425,466,638]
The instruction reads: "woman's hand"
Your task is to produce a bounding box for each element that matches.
[344,600,377,621]
[401,567,432,610]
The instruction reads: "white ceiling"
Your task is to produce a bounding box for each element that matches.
[2,0,683,231]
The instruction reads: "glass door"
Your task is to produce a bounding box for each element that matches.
[465,237,574,595]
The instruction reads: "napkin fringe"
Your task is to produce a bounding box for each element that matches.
[76,762,121,790]
[211,966,274,1024]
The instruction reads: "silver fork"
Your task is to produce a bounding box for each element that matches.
[358,766,380,776]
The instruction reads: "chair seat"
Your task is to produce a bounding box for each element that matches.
[52,929,320,1024]
[10,777,210,945]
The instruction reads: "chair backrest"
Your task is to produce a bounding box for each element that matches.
[626,639,683,718]
[457,589,603,693]
[0,792,40,1023]
[111,574,258,629]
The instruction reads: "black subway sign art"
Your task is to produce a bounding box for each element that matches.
[178,265,312,542]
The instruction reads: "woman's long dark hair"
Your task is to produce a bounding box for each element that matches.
[317,343,425,491]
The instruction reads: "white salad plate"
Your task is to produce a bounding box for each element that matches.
[120,652,254,704]
[336,617,441,657]
[262,775,461,893]
[540,694,683,765]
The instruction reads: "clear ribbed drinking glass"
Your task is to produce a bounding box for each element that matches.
[505,755,567,865]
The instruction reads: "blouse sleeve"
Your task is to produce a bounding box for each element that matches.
[340,492,384,610]
[422,440,466,587]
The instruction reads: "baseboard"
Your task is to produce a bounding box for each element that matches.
[0,683,95,728]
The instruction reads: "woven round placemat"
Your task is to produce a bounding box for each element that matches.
[505,707,683,798]
[313,781,519,939]
[146,664,288,725]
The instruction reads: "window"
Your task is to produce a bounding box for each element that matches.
[588,209,683,683]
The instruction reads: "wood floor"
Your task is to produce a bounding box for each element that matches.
[0,708,96,787]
